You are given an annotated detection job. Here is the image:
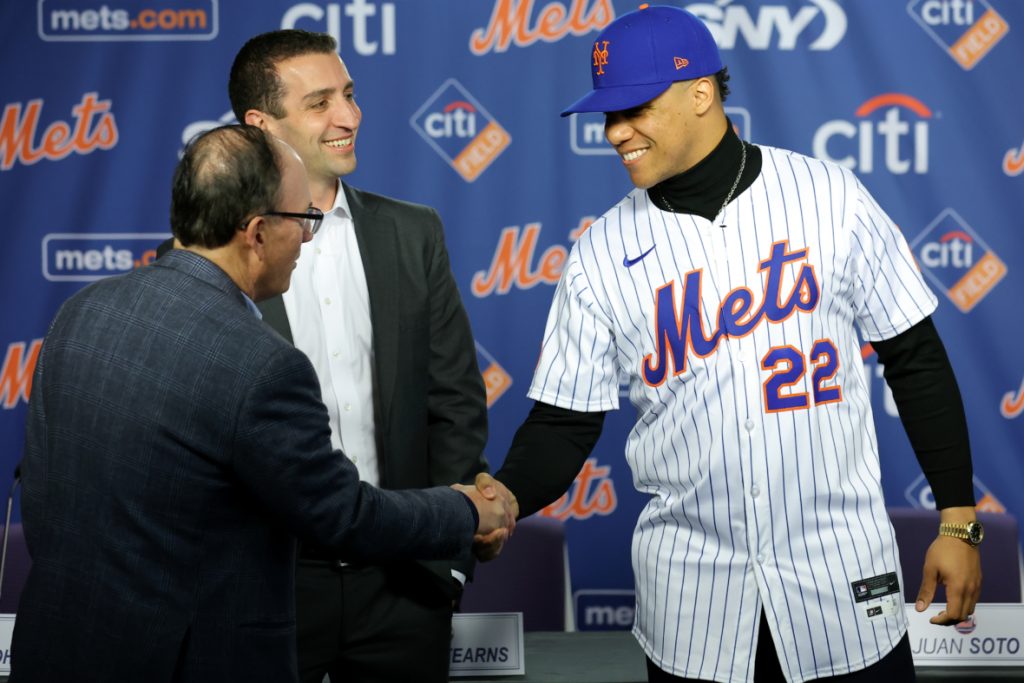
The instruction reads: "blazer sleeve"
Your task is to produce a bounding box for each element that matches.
[234,344,475,562]
[422,209,489,577]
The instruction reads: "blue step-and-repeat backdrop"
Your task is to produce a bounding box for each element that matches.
[2,0,1022,630]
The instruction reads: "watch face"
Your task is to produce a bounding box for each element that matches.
[967,522,984,545]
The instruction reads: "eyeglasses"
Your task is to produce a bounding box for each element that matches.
[245,207,325,235]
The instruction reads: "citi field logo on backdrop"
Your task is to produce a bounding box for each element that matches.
[410,79,510,182]
[280,0,396,55]
[686,0,846,50]
[469,0,613,55]
[0,93,118,171]
[571,106,750,156]
[907,0,1009,70]
[476,342,513,408]
[0,339,42,410]
[813,94,932,174]
[38,0,217,41]
[42,234,164,282]
[909,208,1006,313]
[904,473,1006,513]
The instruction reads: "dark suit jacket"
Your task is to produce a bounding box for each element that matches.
[259,183,488,594]
[13,249,476,683]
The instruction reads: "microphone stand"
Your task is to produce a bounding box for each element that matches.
[0,466,21,601]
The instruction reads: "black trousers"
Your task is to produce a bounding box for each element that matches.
[296,560,455,683]
[646,610,916,682]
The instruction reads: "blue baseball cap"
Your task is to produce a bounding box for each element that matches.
[561,4,723,117]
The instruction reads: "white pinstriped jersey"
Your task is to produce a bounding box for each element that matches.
[527,146,938,683]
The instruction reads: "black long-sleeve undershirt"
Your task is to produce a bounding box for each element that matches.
[496,316,973,518]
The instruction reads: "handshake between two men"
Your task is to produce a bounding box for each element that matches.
[454,473,520,562]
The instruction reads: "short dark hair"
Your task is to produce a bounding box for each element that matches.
[228,30,338,122]
[170,125,282,248]
[714,66,731,102]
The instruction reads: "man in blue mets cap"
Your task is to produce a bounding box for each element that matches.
[478,3,983,682]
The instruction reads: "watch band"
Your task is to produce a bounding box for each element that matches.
[938,521,984,546]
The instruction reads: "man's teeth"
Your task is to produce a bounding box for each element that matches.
[622,149,646,162]
[325,139,352,148]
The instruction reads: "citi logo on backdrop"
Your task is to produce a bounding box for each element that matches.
[812,93,932,175]
[410,79,510,182]
[909,208,1006,313]
[907,0,1009,69]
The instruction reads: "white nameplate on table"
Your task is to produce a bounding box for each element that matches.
[0,614,14,674]
[907,603,1024,665]
[449,612,524,677]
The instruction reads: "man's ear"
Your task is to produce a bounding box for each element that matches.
[240,215,267,258]
[243,110,268,128]
[691,77,716,115]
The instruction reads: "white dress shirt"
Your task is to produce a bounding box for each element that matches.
[283,183,379,486]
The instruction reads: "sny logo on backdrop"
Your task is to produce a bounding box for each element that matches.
[539,457,617,521]
[909,208,1006,313]
[282,0,395,55]
[907,0,1009,70]
[1,93,117,172]
[471,216,594,297]
[476,342,512,408]
[571,106,750,156]
[410,79,510,182]
[38,0,217,42]
[686,0,846,50]
[1,339,43,410]
[469,0,613,55]
[42,234,164,282]
[813,94,932,174]
[905,473,1005,513]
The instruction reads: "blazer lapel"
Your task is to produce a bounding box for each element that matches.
[344,183,399,432]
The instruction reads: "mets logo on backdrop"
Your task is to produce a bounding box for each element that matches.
[907,0,1008,69]
[410,79,510,182]
[909,208,1006,313]
[476,342,512,408]
[1001,377,1024,419]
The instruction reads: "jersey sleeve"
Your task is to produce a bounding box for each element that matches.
[527,243,620,413]
[847,176,938,342]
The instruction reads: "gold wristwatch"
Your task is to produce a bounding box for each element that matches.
[939,520,984,546]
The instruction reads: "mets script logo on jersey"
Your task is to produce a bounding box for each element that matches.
[476,341,512,408]
[469,0,614,55]
[1,92,118,171]
[642,241,819,386]
[686,0,846,50]
[42,233,163,282]
[410,79,510,182]
[909,208,1006,313]
[570,105,751,157]
[1,338,42,410]
[813,93,932,175]
[539,457,617,521]
[904,473,1006,513]
[1000,377,1024,419]
[907,0,1009,70]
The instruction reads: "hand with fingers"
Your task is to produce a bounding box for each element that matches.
[470,473,519,562]
[915,534,982,625]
